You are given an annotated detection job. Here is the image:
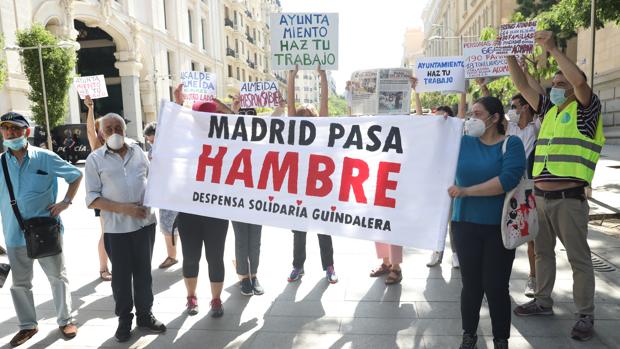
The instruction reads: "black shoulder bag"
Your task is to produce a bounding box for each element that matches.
[2,153,62,259]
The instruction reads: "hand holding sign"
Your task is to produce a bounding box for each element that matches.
[173,83,185,106]
[84,95,94,109]
[534,31,556,52]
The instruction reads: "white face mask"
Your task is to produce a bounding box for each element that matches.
[506,109,520,123]
[464,117,489,137]
[106,133,125,150]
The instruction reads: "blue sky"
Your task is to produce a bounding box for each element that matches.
[279,0,428,94]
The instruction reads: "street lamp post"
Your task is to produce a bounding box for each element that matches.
[3,41,79,150]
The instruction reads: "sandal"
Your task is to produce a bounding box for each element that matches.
[385,269,402,285]
[99,270,112,282]
[370,263,392,277]
[158,257,178,269]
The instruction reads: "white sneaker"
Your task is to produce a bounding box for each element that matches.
[451,253,460,268]
[524,276,536,298]
[426,251,443,267]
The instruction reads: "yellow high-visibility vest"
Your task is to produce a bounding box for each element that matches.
[532,100,605,184]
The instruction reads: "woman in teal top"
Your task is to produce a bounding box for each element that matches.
[448,96,526,349]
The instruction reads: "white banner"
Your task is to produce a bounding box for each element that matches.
[74,75,108,99]
[270,13,339,70]
[415,56,466,93]
[145,102,463,249]
[463,41,510,79]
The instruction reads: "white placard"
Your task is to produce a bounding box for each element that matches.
[239,81,282,108]
[415,56,466,93]
[463,41,510,78]
[74,75,108,99]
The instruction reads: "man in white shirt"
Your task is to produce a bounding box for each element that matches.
[85,113,165,342]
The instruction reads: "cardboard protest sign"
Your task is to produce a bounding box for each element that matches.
[270,13,338,70]
[497,21,537,55]
[239,81,282,108]
[351,68,412,115]
[414,57,465,93]
[146,102,463,249]
[463,41,510,79]
[181,71,217,105]
[74,75,108,99]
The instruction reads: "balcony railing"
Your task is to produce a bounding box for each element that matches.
[245,10,253,19]
[247,60,256,69]
[246,35,255,44]
[226,48,237,57]
[225,18,234,27]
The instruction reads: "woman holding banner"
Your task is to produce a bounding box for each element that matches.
[286,65,338,284]
[84,95,112,282]
[448,96,525,349]
[173,84,232,317]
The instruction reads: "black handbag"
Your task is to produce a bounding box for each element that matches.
[2,153,62,259]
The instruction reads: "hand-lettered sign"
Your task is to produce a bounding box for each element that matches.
[497,21,537,55]
[74,75,108,99]
[270,13,339,70]
[414,57,465,93]
[181,71,217,104]
[463,41,510,78]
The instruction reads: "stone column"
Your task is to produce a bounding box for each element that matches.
[114,59,144,141]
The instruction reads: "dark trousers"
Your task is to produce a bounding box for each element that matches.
[451,221,516,340]
[177,213,228,282]
[104,224,156,321]
[292,230,334,270]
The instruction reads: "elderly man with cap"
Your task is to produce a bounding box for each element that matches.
[84,112,165,342]
[0,112,82,347]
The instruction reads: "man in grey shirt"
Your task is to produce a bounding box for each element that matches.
[84,113,166,342]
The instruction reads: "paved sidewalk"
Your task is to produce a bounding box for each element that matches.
[0,168,619,349]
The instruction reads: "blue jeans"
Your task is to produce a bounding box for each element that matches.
[6,245,72,329]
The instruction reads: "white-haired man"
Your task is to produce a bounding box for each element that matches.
[84,113,165,342]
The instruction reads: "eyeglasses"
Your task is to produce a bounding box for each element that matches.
[0,125,25,132]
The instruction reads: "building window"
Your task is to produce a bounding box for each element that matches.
[228,65,233,77]
[188,10,193,43]
[163,0,168,30]
[236,67,240,80]
[201,19,207,50]
[242,69,246,81]
[191,61,198,71]
[166,51,173,77]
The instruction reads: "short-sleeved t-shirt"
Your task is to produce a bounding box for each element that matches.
[534,93,602,183]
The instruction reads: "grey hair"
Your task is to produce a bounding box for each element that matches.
[100,113,126,130]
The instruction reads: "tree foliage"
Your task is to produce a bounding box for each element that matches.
[0,34,7,90]
[16,24,76,128]
[328,94,348,116]
[418,92,458,112]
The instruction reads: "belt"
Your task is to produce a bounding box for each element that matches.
[534,186,586,200]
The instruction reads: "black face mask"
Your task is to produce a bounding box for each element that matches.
[238,108,257,115]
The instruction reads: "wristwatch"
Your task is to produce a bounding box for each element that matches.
[62,198,72,205]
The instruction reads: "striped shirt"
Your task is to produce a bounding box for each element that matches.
[534,93,602,183]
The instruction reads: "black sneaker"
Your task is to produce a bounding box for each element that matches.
[240,278,253,296]
[137,313,166,333]
[115,316,133,343]
[252,277,264,295]
[493,338,508,349]
[571,314,594,341]
[459,333,478,349]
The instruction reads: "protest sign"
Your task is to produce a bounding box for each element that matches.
[463,41,510,79]
[414,57,465,93]
[270,13,338,70]
[497,21,537,55]
[74,75,108,99]
[145,102,463,250]
[181,71,217,105]
[239,81,282,108]
[350,68,412,115]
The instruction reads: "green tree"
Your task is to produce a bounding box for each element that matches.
[418,92,458,112]
[0,34,7,90]
[16,24,76,128]
[328,94,348,116]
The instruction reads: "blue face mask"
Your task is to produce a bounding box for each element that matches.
[3,136,27,151]
[550,87,568,106]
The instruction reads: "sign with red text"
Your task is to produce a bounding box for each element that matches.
[497,21,537,55]
[415,56,465,93]
[144,102,462,249]
[239,81,282,108]
[270,13,339,70]
[74,75,108,99]
[181,71,216,105]
[463,41,510,78]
